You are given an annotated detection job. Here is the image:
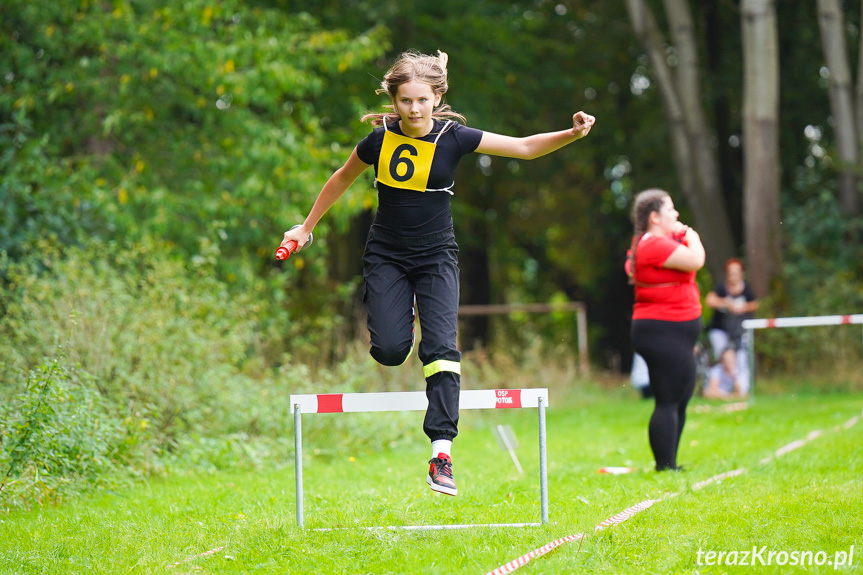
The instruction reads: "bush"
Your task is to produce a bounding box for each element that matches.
[0,238,274,438]
[0,356,146,510]
[0,239,420,483]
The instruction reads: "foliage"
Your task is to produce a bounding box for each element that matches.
[0,239,417,487]
[0,125,108,263]
[1,238,284,435]
[1,0,387,296]
[0,356,140,509]
[749,183,863,375]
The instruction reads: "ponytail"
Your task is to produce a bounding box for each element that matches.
[627,234,642,285]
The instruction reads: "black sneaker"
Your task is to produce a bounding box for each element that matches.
[427,453,458,496]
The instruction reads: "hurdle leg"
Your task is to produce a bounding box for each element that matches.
[538,396,548,525]
[746,327,756,399]
[294,403,304,528]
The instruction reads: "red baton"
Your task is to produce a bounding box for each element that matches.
[275,241,298,260]
[276,225,313,260]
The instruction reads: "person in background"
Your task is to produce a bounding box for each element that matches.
[279,49,595,496]
[705,257,758,386]
[703,347,749,399]
[630,352,653,399]
[633,346,710,400]
[626,189,705,471]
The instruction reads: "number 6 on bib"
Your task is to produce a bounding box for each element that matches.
[377,131,436,192]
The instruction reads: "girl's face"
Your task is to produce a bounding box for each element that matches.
[651,196,679,235]
[393,79,441,135]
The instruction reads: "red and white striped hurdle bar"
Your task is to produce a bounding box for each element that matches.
[743,314,863,330]
[290,388,548,414]
[290,388,549,529]
[741,314,863,394]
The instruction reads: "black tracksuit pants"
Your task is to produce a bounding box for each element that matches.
[362,225,461,442]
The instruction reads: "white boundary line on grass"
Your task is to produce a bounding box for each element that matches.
[484,407,863,575]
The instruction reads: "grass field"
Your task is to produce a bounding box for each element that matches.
[1,385,862,574]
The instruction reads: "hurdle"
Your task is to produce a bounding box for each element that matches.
[742,314,863,391]
[290,388,549,529]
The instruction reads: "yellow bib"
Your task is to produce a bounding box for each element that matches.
[378,130,436,192]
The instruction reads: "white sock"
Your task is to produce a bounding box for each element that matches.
[431,440,452,459]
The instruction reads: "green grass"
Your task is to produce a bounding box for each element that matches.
[1,387,862,574]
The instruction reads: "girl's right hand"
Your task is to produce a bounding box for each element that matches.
[281,225,312,252]
[572,111,596,137]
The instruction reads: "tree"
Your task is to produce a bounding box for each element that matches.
[741,0,782,298]
[0,0,387,268]
[817,0,860,215]
[624,0,736,281]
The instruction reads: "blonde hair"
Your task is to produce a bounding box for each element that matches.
[361,50,467,127]
[627,189,671,285]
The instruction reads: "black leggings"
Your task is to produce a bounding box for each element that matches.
[631,318,702,470]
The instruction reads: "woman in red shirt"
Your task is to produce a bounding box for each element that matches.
[626,189,705,471]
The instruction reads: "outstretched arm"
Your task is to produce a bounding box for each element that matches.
[475,111,596,159]
[281,148,370,250]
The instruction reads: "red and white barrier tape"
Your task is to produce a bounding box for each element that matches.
[691,468,746,491]
[167,545,226,568]
[592,498,659,532]
[485,499,660,575]
[840,415,859,430]
[486,531,586,575]
[760,429,824,464]
[692,401,749,414]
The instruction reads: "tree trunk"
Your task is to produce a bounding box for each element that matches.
[741,0,782,298]
[625,0,736,282]
[857,3,863,159]
[817,0,860,215]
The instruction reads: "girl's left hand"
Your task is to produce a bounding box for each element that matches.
[573,111,596,137]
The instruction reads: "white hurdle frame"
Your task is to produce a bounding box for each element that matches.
[742,314,863,391]
[290,388,549,529]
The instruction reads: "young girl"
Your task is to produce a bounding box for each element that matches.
[280,49,595,496]
[627,189,705,471]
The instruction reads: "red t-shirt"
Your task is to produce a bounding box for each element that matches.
[630,234,701,321]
